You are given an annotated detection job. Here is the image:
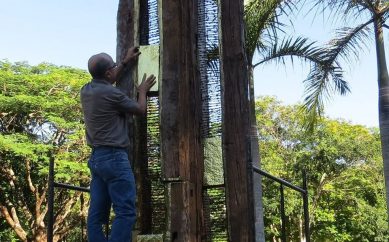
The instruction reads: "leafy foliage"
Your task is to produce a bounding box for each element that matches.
[257,96,388,241]
[0,61,91,241]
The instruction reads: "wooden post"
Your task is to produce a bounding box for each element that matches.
[116,0,136,162]
[159,0,205,241]
[219,0,256,241]
[116,0,136,91]
[117,0,154,235]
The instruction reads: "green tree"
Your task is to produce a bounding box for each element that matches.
[304,0,389,220]
[256,96,388,241]
[0,61,90,241]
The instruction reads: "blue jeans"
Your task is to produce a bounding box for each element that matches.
[87,146,136,242]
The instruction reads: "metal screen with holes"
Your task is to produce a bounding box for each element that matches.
[198,0,222,138]
[139,0,166,235]
[198,0,227,241]
[146,97,165,233]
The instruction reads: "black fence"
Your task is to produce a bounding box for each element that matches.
[47,153,108,242]
[253,166,310,242]
[47,153,310,242]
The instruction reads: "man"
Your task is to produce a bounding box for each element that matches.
[80,47,156,242]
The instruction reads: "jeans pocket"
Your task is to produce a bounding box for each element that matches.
[112,159,131,172]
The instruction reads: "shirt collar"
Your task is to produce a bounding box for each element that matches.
[92,79,112,85]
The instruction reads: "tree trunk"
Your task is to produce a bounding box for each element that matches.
[34,231,47,242]
[248,64,266,241]
[374,16,389,222]
[299,215,305,242]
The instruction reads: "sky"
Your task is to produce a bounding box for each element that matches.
[0,0,387,127]
[254,6,384,128]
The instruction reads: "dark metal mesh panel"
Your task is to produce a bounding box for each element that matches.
[148,0,159,45]
[146,97,165,233]
[139,0,149,45]
[139,0,159,46]
[203,187,228,242]
[198,0,222,138]
[146,0,163,233]
[198,1,227,241]
[139,0,164,234]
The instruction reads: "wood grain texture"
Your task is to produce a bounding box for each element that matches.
[218,0,256,241]
[117,0,154,234]
[160,0,205,241]
[116,0,136,164]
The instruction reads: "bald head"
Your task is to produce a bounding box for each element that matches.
[88,53,114,79]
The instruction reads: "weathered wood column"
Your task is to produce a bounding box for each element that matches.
[117,0,153,235]
[116,0,136,91]
[116,0,136,160]
[159,0,205,241]
[219,0,256,241]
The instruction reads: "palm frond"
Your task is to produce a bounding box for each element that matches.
[326,20,373,65]
[244,0,296,59]
[301,63,349,131]
[311,0,371,22]
[300,20,372,131]
[204,44,220,71]
[206,45,219,62]
[253,37,325,68]
[250,35,351,131]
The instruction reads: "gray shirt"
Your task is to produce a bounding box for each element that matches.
[80,79,138,148]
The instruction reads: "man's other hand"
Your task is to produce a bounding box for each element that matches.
[138,74,156,94]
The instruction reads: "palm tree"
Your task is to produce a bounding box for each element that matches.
[245,0,351,126]
[305,0,389,220]
[244,0,349,239]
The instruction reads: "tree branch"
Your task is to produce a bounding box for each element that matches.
[36,188,48,229]
[26,159,36,194]
[54,192,81,232]
[0,205,28,241]
[1,167,16,188]
[55,223,73,241]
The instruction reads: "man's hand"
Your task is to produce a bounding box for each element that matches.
[134,74,156,115]
[138,74,156,94]
[122,47,141,67]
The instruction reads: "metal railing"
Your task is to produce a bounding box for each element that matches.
[47,153,109,242]
[253,166,310,242]
[47,151,310,242]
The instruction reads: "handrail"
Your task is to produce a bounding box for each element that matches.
[252,165,310,242]
[252,166,306,194]
[54,182,90,193]
[47,152,108,242]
